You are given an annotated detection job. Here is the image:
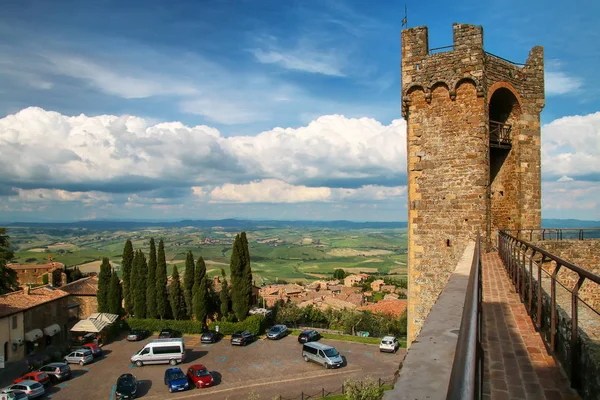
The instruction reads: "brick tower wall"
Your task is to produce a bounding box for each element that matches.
[402,23,544,344]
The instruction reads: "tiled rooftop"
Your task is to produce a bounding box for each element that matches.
[7,262,64,270]
[0,286,70,318]
[60,276,98,296]
[360,299,407,318]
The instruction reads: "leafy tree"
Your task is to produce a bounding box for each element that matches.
[183,251,195,319]
[333,269,346,280]
[0,228,18,294]
[230,232,253,321]
[146,238,158,318]
[344,376,381,400]
[122,240,134,315]
[219,268,230,318]
[71,267,83,282]
[97,257,112,313]
[155,239,169,319]
[192,256,208,326]
[274,301,303,324]
[169,266,185,320]
[132,250,147,318]
[108,269,123,315]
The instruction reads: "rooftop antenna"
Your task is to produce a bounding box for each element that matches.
[401,5,408,28]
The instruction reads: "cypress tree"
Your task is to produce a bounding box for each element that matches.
[155,239,169,319]
[230,234,247,321]
[240,232,254,310]
[133,250,147,318]
[108,270,122,315]
[183,251,195,319]
[97,257,112,313]
[192,256,208,326]
[169,266,184,320]
[146,238,158,318]
[122,240,134,315]
[219,268,230,318]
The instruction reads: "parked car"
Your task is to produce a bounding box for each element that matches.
[64,348,94,365]
[37,363,71,383]
[298,329,321,344]
[200,330,221,344]
[379,336,400,353]
[130,338,185,367]
[70,332,97,348]
[267,324,288,340]
[159,329,182,339]
[82,343,103,357]
[302,342,344,369]
[230,331,254,346]
[115,373,138,400]
[127,330,150,342]
[1,381,44,399]
[163,368,189,393]
[13,372,49,386]
[186,365,214,388]
[0,389,29,400]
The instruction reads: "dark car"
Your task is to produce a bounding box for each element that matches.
[159,329,182,339]
[37,363,71,383]
[200,330,221,344]
[115,373,138,400]
[127,330,150,341]
[298,329,321,344]
[230,331,254,346]
[267,324,288,340]
[164,368,189,393]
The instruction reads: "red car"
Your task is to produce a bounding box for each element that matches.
[14,371,50,386]
[82,343,103,357]
[185,365,214,388]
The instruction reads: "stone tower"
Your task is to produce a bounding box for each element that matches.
[402,23,544,343]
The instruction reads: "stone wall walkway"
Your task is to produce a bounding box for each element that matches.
[482,252,579,400]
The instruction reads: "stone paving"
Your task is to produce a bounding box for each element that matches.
[482,252,580,400]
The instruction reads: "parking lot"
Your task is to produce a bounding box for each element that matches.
[34,333,403,399]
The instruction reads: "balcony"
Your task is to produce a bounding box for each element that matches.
[490,120,512,150]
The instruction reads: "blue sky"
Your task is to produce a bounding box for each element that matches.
[0,0,599,222]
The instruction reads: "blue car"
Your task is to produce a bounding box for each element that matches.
[163,368,189,393]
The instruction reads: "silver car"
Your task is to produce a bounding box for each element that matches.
[64,349,94,365]
[2,380,44,398]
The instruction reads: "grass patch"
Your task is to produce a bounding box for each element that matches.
[321,384,394,399]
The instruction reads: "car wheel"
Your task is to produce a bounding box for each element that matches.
[79,360,84,366]
[303,355,309,362]
[136,360,143,367]
[169,359,177,366]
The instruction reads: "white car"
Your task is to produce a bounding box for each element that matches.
[2,380,44,399]
[379,336,400,353]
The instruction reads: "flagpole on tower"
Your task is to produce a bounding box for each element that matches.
[402,5,408,28]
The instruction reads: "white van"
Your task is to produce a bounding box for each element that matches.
[130,338,185,367]
[302,342,344,369]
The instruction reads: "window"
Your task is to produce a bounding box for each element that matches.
[12,316,17,329]
[153,346,181,354]
[140,348,150,355]
[303,345,317,355]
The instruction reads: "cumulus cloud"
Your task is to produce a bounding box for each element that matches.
[542,112,600,181]
[0,107,407,201]
[545,60,583,96]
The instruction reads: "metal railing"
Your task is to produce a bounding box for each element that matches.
[507,228,600,241]
[446,235,483,400]
[489,120,512,149]
[498,230,600,389]
[429,45,454,54]
[275,376,395,400]
[484,51,526,66]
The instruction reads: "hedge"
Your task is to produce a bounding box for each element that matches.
[124,315,267,336]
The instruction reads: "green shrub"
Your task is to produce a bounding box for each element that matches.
[208,315,266,335]
[124,314,267,336]
[344,376,382,400]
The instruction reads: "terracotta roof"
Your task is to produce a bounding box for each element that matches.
[360,299,407,318]
[0,286,70,318]
[7,262,64,271]
[60,276,98,296]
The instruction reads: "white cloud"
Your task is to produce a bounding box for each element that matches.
[544,60,583,96]
[12,188,111,203]
[542,180,600,219]
[542,112,600,179]
[251,48,345,77]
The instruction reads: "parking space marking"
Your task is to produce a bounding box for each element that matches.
[160,368,363,400]
[292,359,300,363]
[229,367,238,371]
[273,361,281,366]
[344,349,352,353]
[216,356,226,363]
[59,383,67,388]
[364,351,372,357]
[252,364,261,369]
[109,384,116,400]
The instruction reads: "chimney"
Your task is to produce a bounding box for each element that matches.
[24,285,31,295]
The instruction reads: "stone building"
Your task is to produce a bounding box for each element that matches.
[0,286,70,362]
[343,274,367,287]
[402,23,544,343]
[60,276,99,319]
[7,258,66,287]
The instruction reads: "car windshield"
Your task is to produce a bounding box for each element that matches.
[270,327,280,332]
[324,348,339,357]
[30,383,42,389]
[118,377,136,388]
[196,369,210,377]
[59,365,69,372]
[170,371,186,380]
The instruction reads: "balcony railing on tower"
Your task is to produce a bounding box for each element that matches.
[489,120,512,149]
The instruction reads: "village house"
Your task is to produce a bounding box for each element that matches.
[343,274,368,287]
[7,256,66,287]
[371,279,385,292]
[258,283,304,307]
[381,285,396,293]
[60,276,99,320]
[0,286,70,363]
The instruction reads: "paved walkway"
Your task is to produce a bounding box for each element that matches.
[482,252,579,400]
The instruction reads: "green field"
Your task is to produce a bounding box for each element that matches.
[7,224,408,283]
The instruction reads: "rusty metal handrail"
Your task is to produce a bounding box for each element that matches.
[489,120,512,148]
[446,235,483,400]
[498,230,600,390]
[506,228,600,241]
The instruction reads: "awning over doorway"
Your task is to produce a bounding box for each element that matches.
[43,324,61,337]
[24,329,43,342]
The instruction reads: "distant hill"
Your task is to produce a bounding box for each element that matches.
[6,219,408,231]
[542,219,600,228]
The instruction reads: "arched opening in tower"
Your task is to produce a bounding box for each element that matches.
[488,87,521,231]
